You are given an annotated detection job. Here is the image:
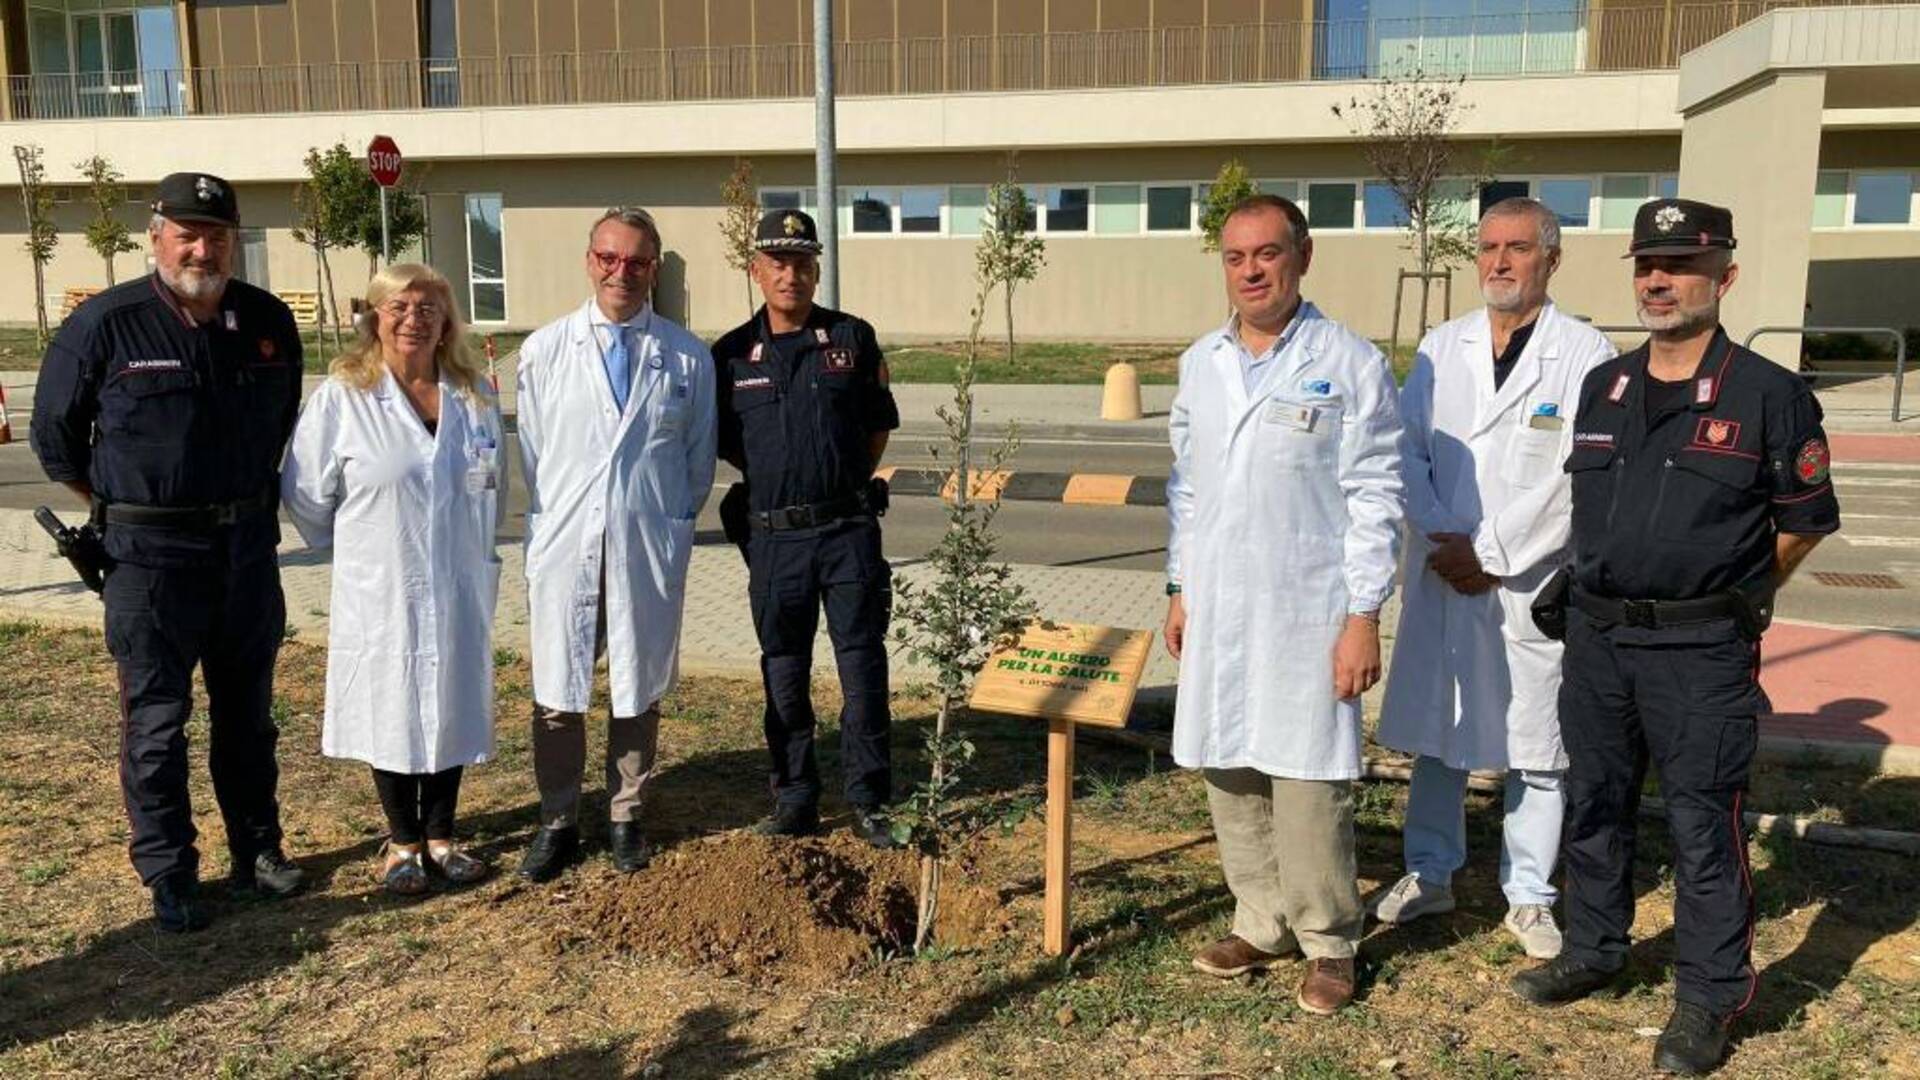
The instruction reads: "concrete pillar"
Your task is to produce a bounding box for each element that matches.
[1678,69,1824,369]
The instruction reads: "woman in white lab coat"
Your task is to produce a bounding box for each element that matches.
[282,263,506,895]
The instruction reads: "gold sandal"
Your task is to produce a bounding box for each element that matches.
[377,842,430,897]
[427,842,489,885]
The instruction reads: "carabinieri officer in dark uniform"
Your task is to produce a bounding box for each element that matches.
[1509,198,1839,1075]
[712,209,901,848]
[31,173,307,932]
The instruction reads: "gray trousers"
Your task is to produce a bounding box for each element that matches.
[1204,767,1364,960]
[529,566,661,828]
[530,703,660,827]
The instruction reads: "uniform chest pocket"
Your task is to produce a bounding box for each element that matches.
[1564,442,1617,538]
[1657,450,1761,541]
[1261,397,1342,471]
[100,367,197,443]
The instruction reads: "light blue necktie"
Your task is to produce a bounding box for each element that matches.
[603,324,631,412]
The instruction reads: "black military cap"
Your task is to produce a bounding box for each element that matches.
[755,208,822,255]
[150,172,239,226]
[1626,197,1735,258]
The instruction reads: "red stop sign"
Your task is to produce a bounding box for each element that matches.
[366,135,403,188]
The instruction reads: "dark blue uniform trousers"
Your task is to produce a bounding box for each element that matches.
[747,517,892,809]
[1559,610,1762,1019]
[103,557,287,886]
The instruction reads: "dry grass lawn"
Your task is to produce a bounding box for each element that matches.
[1,620,1916,1078]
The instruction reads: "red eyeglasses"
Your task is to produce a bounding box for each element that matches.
[592,250,659,275]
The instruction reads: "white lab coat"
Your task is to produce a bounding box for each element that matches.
[1166,304,1406,780]
[516,301,717,717]
[1377,302,1617,772]
[281,371,507,773]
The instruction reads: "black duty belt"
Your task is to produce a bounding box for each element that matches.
[750,491,869,533]
[96,489,278,530]
[1570,586,1740,630]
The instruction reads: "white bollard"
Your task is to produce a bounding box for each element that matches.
[1100,362,1142,421]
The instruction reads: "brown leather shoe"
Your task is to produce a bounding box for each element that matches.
[1296,956,1356,1015]
[1191,934,1287,979]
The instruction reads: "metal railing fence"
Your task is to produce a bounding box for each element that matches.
[4,0,1910,120]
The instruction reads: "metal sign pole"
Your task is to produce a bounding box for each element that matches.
[379,185,391,265]
[814,0,839,309]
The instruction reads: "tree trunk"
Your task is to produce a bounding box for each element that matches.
[103,257,116,287]
[744,273,754,319]
[320,246,344,355]
[913,695,955,952]
[1003,284,1015,366]
[30,258,47,343]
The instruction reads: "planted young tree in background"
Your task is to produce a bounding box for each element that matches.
[890,239,1039,954]
[298,143,427,280]
[1333,64,1487,345]
[1198,158,1259,253]
[77,155,137,286]
[291,179,345,359]
[13,145,59,344]
[978,178,1045,366]
[718,157,760,317]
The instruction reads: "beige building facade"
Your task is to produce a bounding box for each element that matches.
[0,0,1913,360]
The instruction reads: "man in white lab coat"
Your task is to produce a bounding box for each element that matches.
[514,207,717,881]
[1373,198,1617,957]
[1165,194,1405,1016]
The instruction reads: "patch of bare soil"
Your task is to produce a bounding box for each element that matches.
[556,831,1011,983]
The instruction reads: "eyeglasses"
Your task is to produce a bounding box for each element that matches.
[592,250,660,276]
[380,300,442,321]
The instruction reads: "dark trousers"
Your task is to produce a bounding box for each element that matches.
[1559,611,1763,1019]
[747,517,892,809]
[102,557,287,886]
[371,766,464,845]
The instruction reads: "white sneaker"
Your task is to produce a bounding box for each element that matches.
[1369,873,1456,924]
[1504,904,1564,959]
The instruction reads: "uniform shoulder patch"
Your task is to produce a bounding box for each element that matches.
[1795,438,1831,484]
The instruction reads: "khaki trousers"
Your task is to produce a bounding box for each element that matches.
[529,564,661,828]
[531,703,660,827]
[1204,767,1364,961]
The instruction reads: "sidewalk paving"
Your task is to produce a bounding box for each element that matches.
[3,497,1916,773]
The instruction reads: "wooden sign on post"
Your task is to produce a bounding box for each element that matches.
[969,622,1154,956]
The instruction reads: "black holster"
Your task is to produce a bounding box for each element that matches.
[1530,565,1572,641]
[34,506,110,595]
[1728,577,1776,642]
[866,475,890,517]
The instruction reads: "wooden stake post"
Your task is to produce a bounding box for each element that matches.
[969,622,1154,957]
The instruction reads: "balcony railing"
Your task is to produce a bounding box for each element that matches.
[3,0,1906,121]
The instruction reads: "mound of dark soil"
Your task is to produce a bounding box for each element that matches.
[559,831,1010,982]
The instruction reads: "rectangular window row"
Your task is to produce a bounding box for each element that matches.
[761,173,1724,239]
[1813,170,1915,228]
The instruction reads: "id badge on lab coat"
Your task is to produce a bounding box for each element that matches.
[1266,400,1324,434]
[466,433,499,494]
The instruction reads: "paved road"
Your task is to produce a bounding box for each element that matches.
[3,428,1915,628]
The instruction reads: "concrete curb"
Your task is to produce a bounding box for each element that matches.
[876,466,1167,507]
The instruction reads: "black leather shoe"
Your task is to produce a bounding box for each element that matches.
[516,825,580,883]
[1654,1001,1730,1075]
[850,805,902,850]
[152,874,210,933]
[1509,954,1620,1005]
[754,803,820,838]
[609,822,652,873]
[232,848,306,898]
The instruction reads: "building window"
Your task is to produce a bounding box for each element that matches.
[761,188,818,219]
[1145,185,1193,232]
[900,188,942,233]
[1599,175,1648,230]
[1044,187,1090,233]
[1853,171,1913,226]
[1538,178,1592,228]
[234,227,270,291]
[465,193,506,323]
[1362,181,1409,229]
[950,186,987,236]
[1094,185,1139,234]
[1307,182,1357,230]
[989,186,1040,234]
[849,188,896,234]
[1317,0,1584,79]
[1479,179,1530,216]
[1656,175,1679,200]
[1812,171,1848,228]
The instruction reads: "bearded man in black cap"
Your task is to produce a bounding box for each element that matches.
[32,172,306,932]
[1508,198,1840,1075]
[710,209,901,848]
